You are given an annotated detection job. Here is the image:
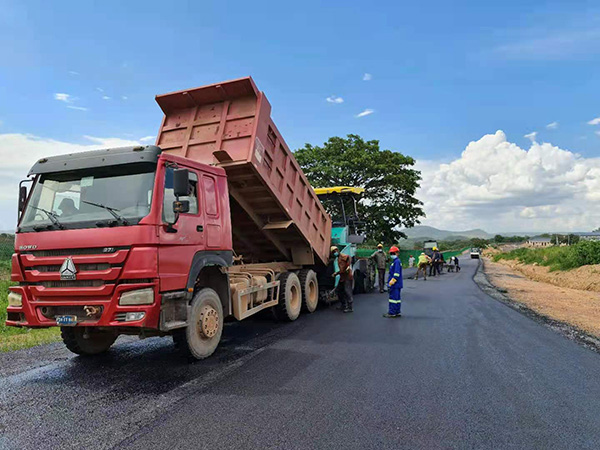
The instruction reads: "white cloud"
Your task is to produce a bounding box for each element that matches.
[66,105,88,111]
[122,96,128,101]
[102,95,111,100]
[355,108,374,118]
[524,131,537,142]
[363,73,372,81]
[96,87,104,93]
[546,121,558,129]
[326,95,344,104]
[0,133,142,230]
[595,131,600,137]
[68,71,79,76]
[139,136,155,142]
[588,117,600,125]
[417,130,600,232]
[54,93,72,103]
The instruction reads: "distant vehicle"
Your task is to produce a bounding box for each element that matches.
[470,248,481,259]
[423,240,438,258]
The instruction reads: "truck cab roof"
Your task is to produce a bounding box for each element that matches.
[28,145,162,176]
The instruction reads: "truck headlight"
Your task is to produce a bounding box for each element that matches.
[7,291,22,307]
[119,288,154,306]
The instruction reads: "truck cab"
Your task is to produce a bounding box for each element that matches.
[8,146,234,356]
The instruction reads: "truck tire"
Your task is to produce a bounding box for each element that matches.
[173,288,224,360]
[61,327,117,356]
[298,269,319,313]
[273,272,302,321]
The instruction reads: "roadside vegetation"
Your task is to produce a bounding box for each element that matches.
[0,238,61,352]
[493,240,600,272]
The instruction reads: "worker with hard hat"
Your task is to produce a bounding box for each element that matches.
[370,243,388,293]
[429,247,441,277]
[331,246,354,313]
[383,246,403,318]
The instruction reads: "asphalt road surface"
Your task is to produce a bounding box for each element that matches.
[2,258,600,449]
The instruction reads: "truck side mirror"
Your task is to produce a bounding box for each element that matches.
[173,200,190,214]
[18,185,27,213]
[173,169,190,197]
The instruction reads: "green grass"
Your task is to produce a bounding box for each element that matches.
[493,240,600,271]
[0,265,61,352]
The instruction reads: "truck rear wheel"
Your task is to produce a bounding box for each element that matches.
[298,269,319,313]
[273,272,302,321]
[61,327,117,356]
[173,288,224,360]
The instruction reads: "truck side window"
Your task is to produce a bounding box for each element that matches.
[163,168,199,222]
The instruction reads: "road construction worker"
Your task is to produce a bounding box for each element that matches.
[416,252,431,280]
[429,247,441,277]
[370,243,388,293]
[331,246,353,313]
[383,246,403,318]
[408,255,415,268]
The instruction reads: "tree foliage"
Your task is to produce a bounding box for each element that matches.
[295,135,424,243]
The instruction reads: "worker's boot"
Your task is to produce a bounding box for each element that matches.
[343,301,353,313]
[382,313,396,318]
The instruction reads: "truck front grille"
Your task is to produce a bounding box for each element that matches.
[28,263,112,273]
[40,280,106,288]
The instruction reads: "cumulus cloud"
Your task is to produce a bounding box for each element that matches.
[139,136,155,142]
[96,87,104,93]
[588,117,600,125]
[546,121,558,129]
[102,95,111,100]
[363,73,372,81]
[417,130,600,232]
[355,109,374,118]
[326,96,344,104]
[68,71,79,76]
[0,133,142,230]
[524,131,537,142]
[122,96,128,100]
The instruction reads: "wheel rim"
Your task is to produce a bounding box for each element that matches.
[307,280,317,306]
[198,305,219,339]
[290,284,300,311]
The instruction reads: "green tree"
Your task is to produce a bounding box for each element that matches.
[295,135,424,243]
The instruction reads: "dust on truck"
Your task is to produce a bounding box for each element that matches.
[6,77,333,360]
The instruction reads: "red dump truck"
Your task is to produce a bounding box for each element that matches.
[6,77,336,359]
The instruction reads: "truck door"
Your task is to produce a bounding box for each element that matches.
[158,166,205,292]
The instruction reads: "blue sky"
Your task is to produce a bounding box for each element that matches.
[1,0,600,232]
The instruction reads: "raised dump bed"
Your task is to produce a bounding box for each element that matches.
[155,77,331,266]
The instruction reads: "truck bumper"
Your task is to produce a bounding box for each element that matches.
[5,282,161,330]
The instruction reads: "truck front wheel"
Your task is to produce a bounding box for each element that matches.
[61,327,117,356]
[298,269,319,313]
[173,288,224,360]
[273,272,302,321]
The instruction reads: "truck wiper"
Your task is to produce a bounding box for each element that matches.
[81,200,129,225]
[29,206,65,230]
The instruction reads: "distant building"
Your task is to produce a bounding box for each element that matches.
[575,232,600,242]
[526,236,552,247]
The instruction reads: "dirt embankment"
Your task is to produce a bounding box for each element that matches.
[491,258,600,292]
[483,258,600,338]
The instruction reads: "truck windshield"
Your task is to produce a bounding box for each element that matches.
[19,163,156,231]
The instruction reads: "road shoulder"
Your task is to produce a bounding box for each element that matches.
[474,258,600,354]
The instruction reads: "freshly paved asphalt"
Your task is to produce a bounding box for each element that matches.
[2,257,600,449]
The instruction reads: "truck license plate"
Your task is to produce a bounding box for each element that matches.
[56,315,77,326]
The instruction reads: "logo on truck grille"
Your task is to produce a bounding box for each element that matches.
[59,257,77,281]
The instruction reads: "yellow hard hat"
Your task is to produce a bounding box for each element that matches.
[330,246,339,253]
[433,247,438,251]
[377,243,383,248]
